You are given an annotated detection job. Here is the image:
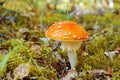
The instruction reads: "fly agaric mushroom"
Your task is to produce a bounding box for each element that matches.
[45,21,89,69]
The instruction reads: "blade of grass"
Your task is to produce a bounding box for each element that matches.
[0,45,25,77]
[66,2,69,20]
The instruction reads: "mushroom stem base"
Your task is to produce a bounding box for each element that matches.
[67,51,77,69]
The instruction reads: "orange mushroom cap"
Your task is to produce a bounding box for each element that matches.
[45,21,89,41]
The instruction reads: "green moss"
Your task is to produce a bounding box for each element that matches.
[0,39,58,79]
[0,39,30,77]
[30,65,58,80]
[88,32,120,55]
[112,70,120,80]
[85,52,112,69]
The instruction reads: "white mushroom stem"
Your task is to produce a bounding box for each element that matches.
[67,51,77,69]
[60,41,82,69]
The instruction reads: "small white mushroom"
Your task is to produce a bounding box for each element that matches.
[45,21,89,69]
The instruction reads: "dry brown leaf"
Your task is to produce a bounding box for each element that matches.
[104,50,119,60]
[61,69,78,80]
[19,28,29,34]
[0,48,8,54]
[92,69,112,79]
[13,63,30,79]
[83,51,89,57]
[116,47,120,53]
[30,44,41,54]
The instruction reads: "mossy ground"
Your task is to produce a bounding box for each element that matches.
[0,0,120,80]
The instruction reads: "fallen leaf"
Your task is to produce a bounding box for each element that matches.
[0,48,9,54]
[83,51,89,57]
[40,37,50,43]
[30,44,41,54]
[116,48,120,53]
[19,28,29,34]
[92,69,112,79]
[61,69,78,80]
[104,50,119,60]
[13,63,30,79]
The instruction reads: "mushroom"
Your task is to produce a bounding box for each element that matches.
[45,21,89,69]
